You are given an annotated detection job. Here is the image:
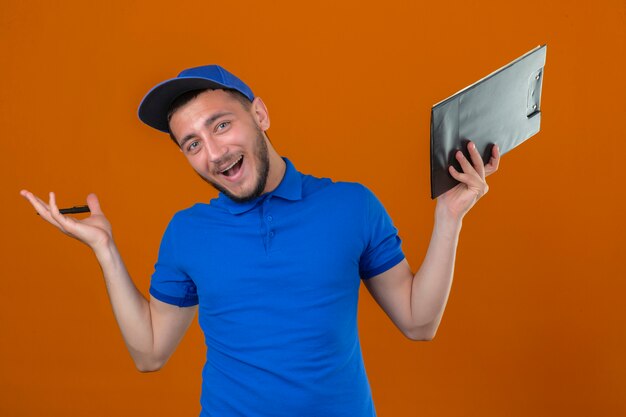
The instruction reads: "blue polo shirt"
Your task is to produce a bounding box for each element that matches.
[150,158,405,417]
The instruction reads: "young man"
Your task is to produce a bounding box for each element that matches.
[21,65,500,416]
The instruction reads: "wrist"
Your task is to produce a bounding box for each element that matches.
[434,206,463,237]
[92,237,118,264]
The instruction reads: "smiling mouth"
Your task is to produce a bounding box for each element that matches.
[220,155,244,177]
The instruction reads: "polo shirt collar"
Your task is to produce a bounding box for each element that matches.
[218,157,302,215]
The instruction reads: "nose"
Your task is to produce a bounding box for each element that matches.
[203,135,229,163]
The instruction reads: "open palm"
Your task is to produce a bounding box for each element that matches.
[20,190,112,250]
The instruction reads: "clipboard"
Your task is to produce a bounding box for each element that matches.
[430,45,547,199]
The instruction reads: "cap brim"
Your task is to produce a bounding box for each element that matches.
[138,77,232,133]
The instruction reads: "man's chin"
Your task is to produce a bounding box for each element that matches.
[223,187,263,203]
[196,173,264,203]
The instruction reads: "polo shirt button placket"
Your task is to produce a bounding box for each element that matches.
[267,213,274,242]
[263,197,275,252]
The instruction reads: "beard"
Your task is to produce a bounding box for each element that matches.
[197,127,270,203]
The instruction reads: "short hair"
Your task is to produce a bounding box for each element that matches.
[167,88,252,146]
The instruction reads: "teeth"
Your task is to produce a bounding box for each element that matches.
[220,156,243,173]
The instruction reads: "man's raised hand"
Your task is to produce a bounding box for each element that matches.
[437,141,501,221]
[20,190,112,250]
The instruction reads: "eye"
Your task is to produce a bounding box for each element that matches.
[215,121,231,132]
[186,140,200,153]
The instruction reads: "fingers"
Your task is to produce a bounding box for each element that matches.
[448,164,470,183]
[453,142,483,182]
[48,192,70,230]
[48,191,64,218]
[449,142,489,196]
[20,189,63,229]
[467,142,485,178]
[21,189,50,212]
[86,193,103,215]
[485,144,500,176]
[453,141,501,179]
[48,192,79,234]
[455,149,477,179]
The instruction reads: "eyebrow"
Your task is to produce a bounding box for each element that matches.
[178,112,235,148]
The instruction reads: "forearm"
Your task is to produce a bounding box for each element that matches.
[366,141,498,341]
[410,206,462,337]
[93,240,158,370]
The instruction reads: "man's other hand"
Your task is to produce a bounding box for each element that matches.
[20,190,112,250]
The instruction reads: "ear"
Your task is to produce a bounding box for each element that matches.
[251,97,270,131]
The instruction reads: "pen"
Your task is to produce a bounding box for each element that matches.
[36,205,90,215]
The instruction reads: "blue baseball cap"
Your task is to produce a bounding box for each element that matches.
[138,65,255,133]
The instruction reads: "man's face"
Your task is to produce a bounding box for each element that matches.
[169,89,270,203]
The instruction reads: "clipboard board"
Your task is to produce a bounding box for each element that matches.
[430,45,547,199]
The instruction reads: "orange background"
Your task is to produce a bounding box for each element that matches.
[1,0,625,416]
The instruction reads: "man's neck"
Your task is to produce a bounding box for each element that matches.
[263,152,287,195]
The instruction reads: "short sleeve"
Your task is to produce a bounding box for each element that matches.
[150,216,199,307]
[359,187,405,279]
